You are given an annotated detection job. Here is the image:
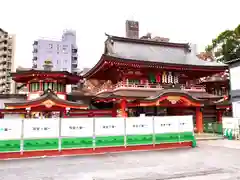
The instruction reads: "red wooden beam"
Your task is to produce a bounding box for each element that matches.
[0,109,27,113]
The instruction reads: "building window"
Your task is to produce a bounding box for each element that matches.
[49,44,53,49]
[57,44,60,50]
[63,48,68,54]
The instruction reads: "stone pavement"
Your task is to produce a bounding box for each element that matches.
[0,140,240,180]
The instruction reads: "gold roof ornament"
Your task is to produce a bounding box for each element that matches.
[43,58,53,71]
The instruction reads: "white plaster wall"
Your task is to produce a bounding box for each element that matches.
[230,66,240,91]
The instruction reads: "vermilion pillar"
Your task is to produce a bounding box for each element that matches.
[217,110,223,123]
[40,81,43,91]
[120,98,127,117]
[112,107,117,117]
[196,107,203,133]
[111,103,117,117]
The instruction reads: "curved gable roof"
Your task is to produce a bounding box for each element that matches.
[5,89,89,109]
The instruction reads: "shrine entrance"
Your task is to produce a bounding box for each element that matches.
[126,91,205,133]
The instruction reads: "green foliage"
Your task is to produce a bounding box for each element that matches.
[205,25,240,63]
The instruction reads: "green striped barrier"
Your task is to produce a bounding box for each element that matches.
[224,129,233,140]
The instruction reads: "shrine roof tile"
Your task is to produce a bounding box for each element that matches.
[104,34,227,67]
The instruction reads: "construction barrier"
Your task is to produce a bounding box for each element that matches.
[0,115,196,158]
[222,117,240,140]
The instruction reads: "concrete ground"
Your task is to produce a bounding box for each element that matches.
[0,140,240,180]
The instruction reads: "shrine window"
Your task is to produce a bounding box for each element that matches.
[43,82,54,91]
[57,83,65,92]
[30,82,40,92]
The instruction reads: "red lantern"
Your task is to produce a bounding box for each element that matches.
[155,73,161,83]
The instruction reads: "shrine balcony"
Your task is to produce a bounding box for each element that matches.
[94,82,206,97]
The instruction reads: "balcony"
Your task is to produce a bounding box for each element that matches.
[72,57,77,65]
[93,81,207,97]
[0,42,7,50]
[72,64,78,69]
[33,41,38,45]
[32,49,38,53]
[0,35,7,42]
[72,56,77,61]
[0,50,7,57]
[72,48,78,53]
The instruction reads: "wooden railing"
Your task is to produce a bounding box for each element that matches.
[93,82,206,95]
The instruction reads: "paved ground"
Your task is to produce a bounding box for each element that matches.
[1,140,240,180]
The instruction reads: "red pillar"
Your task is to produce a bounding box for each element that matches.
[40,81,43,91]
[112,108,117,117]
[196,107,203,133]
[27,83,30,92]
[111,103,117,117]
[217,110,223,123]
[120,98,127,117]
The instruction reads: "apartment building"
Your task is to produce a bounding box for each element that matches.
[32,30,78,74]
[0,28,16,94]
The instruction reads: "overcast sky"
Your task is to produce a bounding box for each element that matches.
[1,0,239,70]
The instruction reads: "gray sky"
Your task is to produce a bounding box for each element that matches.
[1,0,239,69]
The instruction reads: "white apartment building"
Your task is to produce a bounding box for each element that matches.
[32,30,79,74]
[0,28,16,94]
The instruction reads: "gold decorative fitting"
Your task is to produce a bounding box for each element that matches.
[167,96,180,104]
[42,100,55,108]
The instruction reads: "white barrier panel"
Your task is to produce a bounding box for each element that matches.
[232,102,240,118]
[154,116,178,133]
[61,118,94,137]
[0,119,22,140]
[23,119,59,138]
[95,117,124,136]
[177,115,194,132]
[126,117,153,135]
[223,117,239,129]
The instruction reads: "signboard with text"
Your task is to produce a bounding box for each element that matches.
[61,118,94,137]
[0,119,22,140]
[95,117,125,136]
[23,119,59,138]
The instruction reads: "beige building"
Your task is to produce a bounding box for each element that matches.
[0,28,16,94]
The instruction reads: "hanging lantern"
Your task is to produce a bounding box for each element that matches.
[173,73,179,84]
[155,73,161,83]
[162,71,167,83]
[168,72,173,84]
[149,73,155,83]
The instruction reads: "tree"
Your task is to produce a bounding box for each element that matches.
[205,25,240,63]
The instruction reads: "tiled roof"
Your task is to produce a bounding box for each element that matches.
[105,35,227,67]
